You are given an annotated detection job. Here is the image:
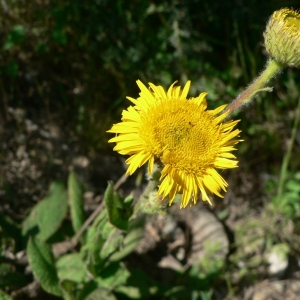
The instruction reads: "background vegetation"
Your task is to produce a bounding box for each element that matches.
[1,0,300,299]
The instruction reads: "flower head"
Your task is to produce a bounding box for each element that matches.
[264,8,300,68]
[108,81,241,208]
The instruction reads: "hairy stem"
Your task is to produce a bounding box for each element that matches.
[226,59,284,113]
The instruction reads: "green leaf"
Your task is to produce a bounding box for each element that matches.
[3,25,25,51]
[68,172,85,236]
[114,286,141,299]
[22,206,39,238]
[57,253,86,283]
[27,236,61,296]
[59,280,77,300]
[104,183,133,230]
[37,181,68,241]
[81,210,108,259]
[22,181,68,241]
[119,268,159,298]
[96,262,129,290]
[85,288,117,300]
[100,228,123,259]
[102,219,116,240]
[109,215,145,261]
[82,228,106,275]
[77,281,98,300]
[286,180,300,193]
[0,290,12,300]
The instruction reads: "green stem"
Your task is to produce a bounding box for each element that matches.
[226,59,284,113]
[277,97,300,198]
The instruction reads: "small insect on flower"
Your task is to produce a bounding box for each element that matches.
[108,80,241,208]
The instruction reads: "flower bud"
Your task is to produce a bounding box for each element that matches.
[264,8,300,68]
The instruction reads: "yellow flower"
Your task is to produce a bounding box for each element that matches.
[108,81,241,208]
[264,8,300,68]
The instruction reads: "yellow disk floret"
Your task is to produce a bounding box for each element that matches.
[108,80,241,208]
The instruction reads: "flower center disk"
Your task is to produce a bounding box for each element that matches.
[139,98,219,176]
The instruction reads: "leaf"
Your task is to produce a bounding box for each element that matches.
[118,268,159,298]
[104,182,133,230]
[22,181,68,241]
[85,288,117,300]
[59,280,77,300]
[68,172,85,236]
[286,180,300,193]
[57,253,86,283]
[109,215,145,262]
[81,210,108,259]
[82,229,106,275]
[36,181,68,241]
[22,206,39,238]
[77,281,98,300]
[3,25,25,51]
[0,290,12,300]
[115,285,141,299]
[96,262,130,290]
[100,229,123,260]
[27,236,61,296]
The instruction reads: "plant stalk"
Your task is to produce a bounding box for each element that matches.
[226,59,284,113]
[277,97,300,198]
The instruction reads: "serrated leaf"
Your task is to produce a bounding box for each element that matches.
[68,172,85,236]
[57,253,86,283]
[27,237,61,296]
[36,181,68,241]
[104,183,133,230]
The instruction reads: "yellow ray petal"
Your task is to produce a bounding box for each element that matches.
[180,80,191,99]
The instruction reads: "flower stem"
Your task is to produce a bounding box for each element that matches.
[226,59,284,113]
[277,96,300,198]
